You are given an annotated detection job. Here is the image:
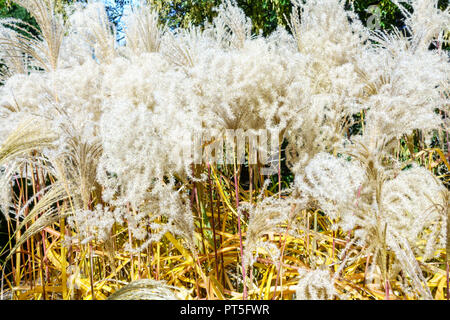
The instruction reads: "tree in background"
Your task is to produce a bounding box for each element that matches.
[1,0,448,36]
[149,0,418,34]
[0,0,37,26]
[150,0,292,35]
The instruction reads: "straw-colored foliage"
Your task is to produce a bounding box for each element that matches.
[0,0,449,300]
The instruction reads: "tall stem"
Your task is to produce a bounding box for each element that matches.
[233,162,247,299]
[273,204,295,300]
[207,163,220,280]
[89,243,95,300]
[446,262,449,300]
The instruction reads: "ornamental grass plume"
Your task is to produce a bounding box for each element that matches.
[0,25,29,81]
[107,279,185,300]
[0,0,65,71]
[286,0,368,172]
[0,117,56,164]
[124,6,162,55]
[294,267,336,300]
[241,193,304,268]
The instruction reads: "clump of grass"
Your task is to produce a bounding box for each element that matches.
[0,0,449,300]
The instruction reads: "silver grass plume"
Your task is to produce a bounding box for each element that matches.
[294,267,336,300]
[0,0,66,71]
[241,193,304,267]
[0,117,56,164]
[5,182,70,263]
[213,0,252,49]
[124,5,163,55]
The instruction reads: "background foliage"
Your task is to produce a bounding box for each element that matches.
[2,0,448,34]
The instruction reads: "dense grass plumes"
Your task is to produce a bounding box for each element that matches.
[0,0,449,300]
